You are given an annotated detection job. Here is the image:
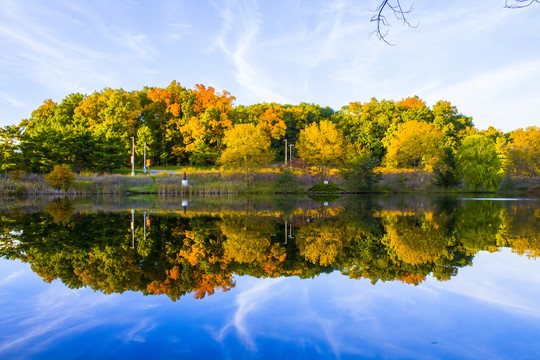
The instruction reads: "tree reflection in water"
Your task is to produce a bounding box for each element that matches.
[0,196,538,301]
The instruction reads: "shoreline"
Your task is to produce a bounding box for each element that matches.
[1,170,539,197]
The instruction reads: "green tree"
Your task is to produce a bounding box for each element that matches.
[0,125,21,177]
[339,153,381,192]
[457,135,503,192]
[136,125,155,167]
[297,120,348,179]
[337,98,400,158]
[433,147,460,188]
[432,100,474,149]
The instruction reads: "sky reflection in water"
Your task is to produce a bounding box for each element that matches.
[0,196,539,359]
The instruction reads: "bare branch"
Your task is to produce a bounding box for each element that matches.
[371,1,538,45]
[505,0,540,8]
[370,0,417,45]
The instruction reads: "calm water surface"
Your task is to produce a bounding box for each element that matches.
[0,195,539,359]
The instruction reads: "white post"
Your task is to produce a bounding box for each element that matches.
[131,137,135,176]
[284,139,288,165]
[143,142,147,174]
[289,144,294,163]
[131,209,135,248]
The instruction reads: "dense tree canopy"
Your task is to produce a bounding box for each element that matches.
[0,81,537,190]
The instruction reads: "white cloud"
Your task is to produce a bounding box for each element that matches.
[211,0,288,104]
[0,270,25,285]
[211,277,284,350]
[424,60,540,131]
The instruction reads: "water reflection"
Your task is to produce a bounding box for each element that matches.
[0,196,538,301]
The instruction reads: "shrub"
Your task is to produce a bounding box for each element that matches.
[45,165,76,190]
[339,153,381,193]
[274,167,302,193]
[308,183,341,193]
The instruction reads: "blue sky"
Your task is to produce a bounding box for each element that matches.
[1,0,539,131]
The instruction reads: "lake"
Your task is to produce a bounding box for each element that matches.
[0,195,539,359]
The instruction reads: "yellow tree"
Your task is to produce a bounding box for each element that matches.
[382,212,450,266]
[385,120,445,170]
[295,220,348,266]
[220,215,285,276]
[219,124,273,186]
[506,126,540,177]
[296,120,347,178]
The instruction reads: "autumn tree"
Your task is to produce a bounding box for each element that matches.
[45,165,76,190]
[219,124,273,186]
[457,135,503,192]
[297,120,348,179]
[385,121,445,170]
[181,84,235,164]
[221,215,285,276]
[505,126,540,177]
[145,81,191,165]
[382,212,451,265]
[296,220,348,267]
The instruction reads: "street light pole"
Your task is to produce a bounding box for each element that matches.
[284,139,288,165]
[131,137,135,176]
[143,141,147,174]
[289,144,294,163]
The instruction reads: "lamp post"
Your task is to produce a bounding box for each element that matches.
[143,141,147,174]
[131,137,135,176]
[131,209,135,248]
[289,144,294,163]
[284,139,288,165]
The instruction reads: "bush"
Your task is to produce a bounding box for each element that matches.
[339,153,381,193]
[308,183,341,193]
[273,167,302,193]
[45,165,76,190]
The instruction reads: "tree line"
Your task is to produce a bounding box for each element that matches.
[0,81,538,190]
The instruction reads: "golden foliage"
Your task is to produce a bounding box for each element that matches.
[385,121,444,170]
[382,212,450,265]
[296,120,348,175]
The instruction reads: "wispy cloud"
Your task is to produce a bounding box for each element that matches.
[0,270,25,286]
[0,286,116,354]
[424,59,540,130]
[210,277,284,350]
[211,0,287,103]
[122,317,157,343]
[0,0,158,97]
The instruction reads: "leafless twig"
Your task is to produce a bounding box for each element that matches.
[505,0,539,8]
[371,0,417,45]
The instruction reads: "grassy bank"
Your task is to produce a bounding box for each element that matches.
[1,168,539,196]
